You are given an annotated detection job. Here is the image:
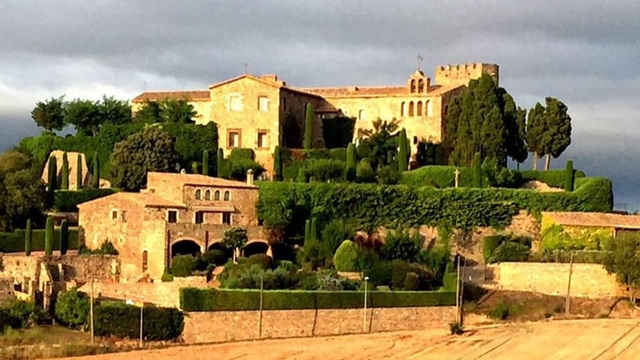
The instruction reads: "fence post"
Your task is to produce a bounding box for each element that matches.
[565,252,574,316]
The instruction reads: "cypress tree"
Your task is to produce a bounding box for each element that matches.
[297,167,306,183]
[25,219,32,256]
[304,219,311,242]
[398,129,408,172]
[91,152,100,188]
[564,160,575,192]
[61,152,69,190]
[48,156,58,192]
[216,148,224,177]
[346,143,357,182]
[60,220,69,255]
[303,103,315,149]
[472,152,482,188]
[44,217,54,256]
[76,153,83,190]
[202,150,210,176]
[309,218,318,241]
[273,146,283,181]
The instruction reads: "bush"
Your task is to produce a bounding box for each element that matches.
[355,159,376,183]
[180,288,456,311]
[245,254,273,270]
[482,235,506,263]
[199,249,228,267]
[322,116,355,149]
[0,299,48,329]
[54,189,116,212]
[334,240,358,272]
[489,301,510,320]
[0,228,79,253]
[79,240,118,255]
[401,166,472,188]
[171,255,196,277]
[364,260,394,287]
[94,303,184,341]
[300,159,346,182]
[377,165,401,185]
[489,242,530,263]
[321,219,356,256]
[55,288,89,329]
[161,268,174,282]
[391,261,436,290]
[381,228,421,262]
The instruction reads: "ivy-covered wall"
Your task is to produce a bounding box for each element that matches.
[540,214,614,251]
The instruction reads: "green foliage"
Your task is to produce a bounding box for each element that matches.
[565,160,575,192]
[355,158,376,183]
[94,303,184,341]
[161,268,174,282]
[526,102,546,166]
[540,224,613,251]
[299,159,345,182]
[602,233,640,292]
[54,188,115,212]
[110,127,179,191]
[216,148,224,177]
[321,219,355,256]
[346,143,357,182]
[170,255,196,277]
[381,228,421,262]
[199,249,229,267]
[60,152,69,190]
[356,119,400,169]
[398,128,408,172]
[180,288,456,311]
[482,158,522,188]
[91,152,100,188]
[31,97,65,132]
[390,261,436,290]
[541,97,572,163]
[274,145,283,181]
[218,149,265,181]
[0,228,79,253]
[79,240,118,255]
[472,153,482,188]
[322,116,355,149]
[222,227,248,253]
[0,166,47,232]
[44,217,53,255]
[401,166,472,188]
[377,165,400,185]
[24,219,32,256]
[55,288,89,329]
[0,299,48,329]
[333,240,358,272]
[489,301,511,320]
[303,103,315,149]
[520,169,585,188]
[529,250,605,264]
[76,153,83,190]
[202,150,210,176]
[164,122,218,171]
[489,241,530,263]
[48,156,58,194]
[60,220,69,255]
[483,235,506,263]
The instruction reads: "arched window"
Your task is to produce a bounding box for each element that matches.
[400,102,405,117]
[417,101,423,116]
[214,190,221,201]
[195,189,202,200]
[409,102,415,117]
[224,190,231,201]
[426,101,433,116]
[418,79,424,93]
[204,189,211,200]
[410,79,416,93]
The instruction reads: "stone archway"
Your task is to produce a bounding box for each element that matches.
[243,241,270,257]
[171,239,202,258]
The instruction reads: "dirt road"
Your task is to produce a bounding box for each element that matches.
[62,319,640,360]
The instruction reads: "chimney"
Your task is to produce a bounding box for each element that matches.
[246,169,254,186]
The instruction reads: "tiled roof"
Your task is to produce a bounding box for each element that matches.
[146,172,258,189]
[131,91,210,103]
[77,192,186,208]
[542,212,640,230]
[293,83,464,98]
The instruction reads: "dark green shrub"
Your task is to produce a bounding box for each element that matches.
[565,160,575,191]
[48,155,58,192]
[200,249,228,267]
[322,116,355,149]
[398,129,408,172]
[161,268,174,282]
[381,228,421,262]
[303,159,345,182]
[404,272,420,290]
[482,235,505,263]
[60,220,69,255]
[377,165,401,185]
[400,166,472,188]
[94,304,184,341]
[355,159,376,183]
[345,143,357,182]
[321,219,355,256]
[55,288,89,329]
[0,228,79,253]
[489,242,530,263]
[202,149,210,176]
[334,240,358,271]
[44,217,53,255]
[443,272,458,291]
[24,219,32,256]
[472,153,482,188]
[489,301,510,320]
[246,254,273,270]
[417,247,450,283]
[391,261,436,290]
[54,188,116,212]
[364,260,394,287]
[216,148,224,177]
[80,240,118,255]
[273,146,283,181]
[91,152,100,188]
[61,152,69,190]
[170,255,196,277]
[0,299,48,328]
[303,103,314,149]
[329,147,348,161]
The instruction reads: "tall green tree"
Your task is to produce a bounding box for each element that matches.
[110,127,180,191]
[216,148,224,178]
[60,220,69,255]
[44,216,54,256]
[564,160,575,192]
[398,129,409,172]
[202,150,210,176]
[60,152,69,190]
[91,152,100,188]
[273,146,283,181]
[303,103,315,149]
[526,103,546,170]
[502,92,528,165]
[603,233,640,303]
[25,219,32,256]
[134,101,162,123]
[1,169,46,232]
[76,154,83,190]
[31,97,66,132]
[160,99,197,124]
[356,119,400,169]
[64,99,102,136]
[345,143,357,182]
[541,97,572,170]
[47,156,58,193]
[99,95,132,125]
[472,152,482,188]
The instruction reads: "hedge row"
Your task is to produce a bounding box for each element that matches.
[257,177,613,232]
[94,303,184,341]
[0,228,78,253]
[180,288,456,312]
[54,189,116,212]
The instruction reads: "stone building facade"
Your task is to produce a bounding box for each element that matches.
[77,171,264,282]
[131,62,499,174]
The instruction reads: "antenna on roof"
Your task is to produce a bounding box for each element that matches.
[416,53,424,71]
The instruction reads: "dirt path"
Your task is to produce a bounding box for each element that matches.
[58,319,640,360]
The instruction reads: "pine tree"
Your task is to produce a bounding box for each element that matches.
[60,220,69,255]
[216,148,224,177]
[273,146,283,181]
[564,160,575,192]
[526,103,546,171]
[25,219,32,256]
[91,152,100,188]
[76,153,84,190]
[541,97,572,170]
[398,129,408,172]
[303,103,315,149]
[44,216,54,256]
[472,152,482,188]
[346,143,357,181]
[61,152,69,190]
[202,150,210,176]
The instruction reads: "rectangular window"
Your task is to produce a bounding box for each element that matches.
[121,210,127,223]
[258,96,269,112]
[111,210,118,220]
[167,210,178,223]
[195,211,204,224]
[229,95,243,111]
[222,212,232,225]
[227,130,241,148]
[257,130,268,149]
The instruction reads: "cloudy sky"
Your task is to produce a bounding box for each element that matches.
[1,1,638,209]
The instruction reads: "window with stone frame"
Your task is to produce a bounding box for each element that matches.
[111,210,118,220]
[258,96,269,112]
[224,190,231,201]
[204,189,211,200]
[257,130,268,149]
[214,190,221,201]
[229,94,243,111]
[227,130,241,148]
[222,212,232,225]
[195,211,204,224]
[195,189,202,200]
[167,210,178,223]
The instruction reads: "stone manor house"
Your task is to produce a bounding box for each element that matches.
[132,62,499,174]
[78,171,266,282]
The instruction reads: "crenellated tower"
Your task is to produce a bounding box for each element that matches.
[434,63,499,86]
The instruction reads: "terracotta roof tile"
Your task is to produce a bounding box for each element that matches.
[293,83,464,98]
[146,172,258,189]
[77,192,186,208]
[542,212,640,230]
[132,91,210,103]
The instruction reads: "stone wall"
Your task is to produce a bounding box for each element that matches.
[489,262,626,298]
[0,277,14,301]
[44,255,119,283]
[182,306,456,344]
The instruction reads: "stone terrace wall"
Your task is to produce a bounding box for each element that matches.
[182,306,456,344]
[0,255,40,280]
[490,262,626,298]
[45,255,118,282]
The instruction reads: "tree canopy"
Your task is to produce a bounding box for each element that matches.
[603,233,640,302]
[356,118,401,170]
[31,97,66,132]
[134,99,196,124]
[525,98,572,170]
[0,151,46,232]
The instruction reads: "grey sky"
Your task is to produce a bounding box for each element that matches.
[0,1,637,207]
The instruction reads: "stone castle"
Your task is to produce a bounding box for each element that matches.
[132,63,499,175]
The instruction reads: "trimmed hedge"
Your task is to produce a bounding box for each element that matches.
[0,228,78,253]
[54,189,116,212]
[180,288,456,311]
[520,169,585,189]
[483,235,505,263]
[94,303,184,341]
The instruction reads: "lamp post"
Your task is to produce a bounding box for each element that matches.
[363,276,369,333]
